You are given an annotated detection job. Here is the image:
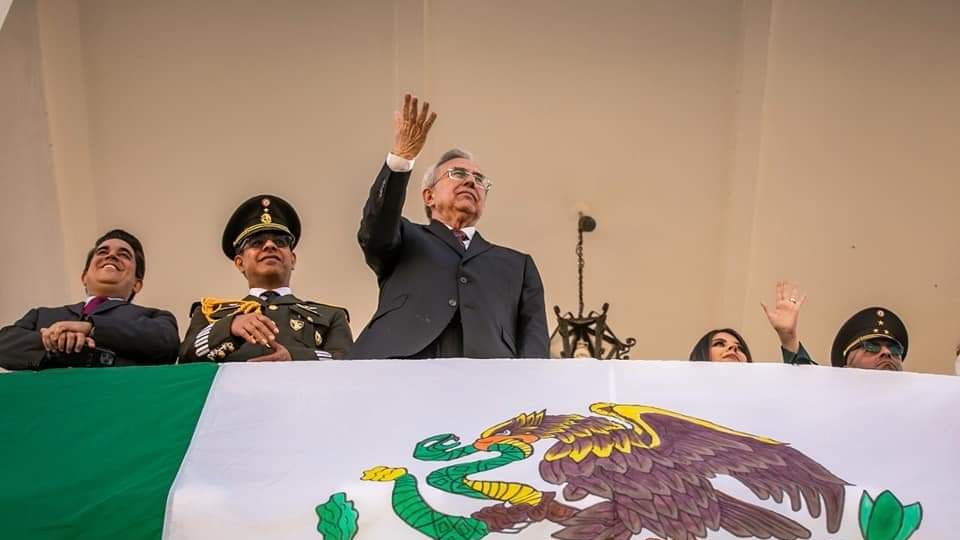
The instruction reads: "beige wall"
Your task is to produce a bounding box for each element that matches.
[1,0,957,373]
[0,0,70,312]
[738,0,960,373]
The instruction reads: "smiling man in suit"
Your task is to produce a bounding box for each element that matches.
[349,94,548,359]
[0,229,179,370]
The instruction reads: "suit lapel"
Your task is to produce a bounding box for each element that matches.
[462,231,493,263]
[426,219,467,256]
[66,303,84,318]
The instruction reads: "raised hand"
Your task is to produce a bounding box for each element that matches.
[392,93,437,160]
[231,312,280,346]
[761,280,806,353]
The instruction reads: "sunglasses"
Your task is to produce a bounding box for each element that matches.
[239,232,294,251]
[856,338,904,359]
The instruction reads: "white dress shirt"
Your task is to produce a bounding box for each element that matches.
[386,153,415,172]
[249,287,292,300]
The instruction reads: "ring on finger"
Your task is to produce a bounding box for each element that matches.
[788,297,798,304]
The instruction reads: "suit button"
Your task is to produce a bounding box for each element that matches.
[448,298,458,307]
[459,276,468,284]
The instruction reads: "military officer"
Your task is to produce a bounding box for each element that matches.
[829,307,908,370]
[764,280,909,370]
[179,195,352,362]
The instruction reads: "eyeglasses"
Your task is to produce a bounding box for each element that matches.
[240,232,294,251]
[440,167,493,192]
[856,338,904,359]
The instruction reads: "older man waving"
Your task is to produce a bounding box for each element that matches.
[350,94,548,359]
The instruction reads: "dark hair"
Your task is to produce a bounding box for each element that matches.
[689,328,753,363]
[84,229,146,285]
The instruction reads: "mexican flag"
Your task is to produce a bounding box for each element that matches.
[2,360,956,540]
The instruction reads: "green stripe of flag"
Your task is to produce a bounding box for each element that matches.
[0,363,217,540]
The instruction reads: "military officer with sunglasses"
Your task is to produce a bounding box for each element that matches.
[178,195,353,363]
[769,284,909,370]
[829,307,908,370]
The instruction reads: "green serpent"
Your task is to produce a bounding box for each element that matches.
[419,433,542,505]
[359,433,541,540]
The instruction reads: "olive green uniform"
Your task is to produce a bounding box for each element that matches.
[179,294,352,362]
[781,307,908,367]
[781,343,816,365]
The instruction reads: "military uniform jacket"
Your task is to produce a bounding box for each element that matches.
[349,163,549,359]
[178,294,353,363]
[782,342,817,365]
[0,301,180,370]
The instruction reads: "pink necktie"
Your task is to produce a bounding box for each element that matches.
[452,229,468,247]
[82,296,108,316]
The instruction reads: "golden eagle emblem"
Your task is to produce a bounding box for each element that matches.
[354,402,851,540]
[470,403,848,539]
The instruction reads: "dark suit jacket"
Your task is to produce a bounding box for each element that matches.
[178,294,353,363]
[349,163,549,359]
[0,300,179,370]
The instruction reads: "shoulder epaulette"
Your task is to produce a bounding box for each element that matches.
[199,297,262,324]
[299,301,350,322]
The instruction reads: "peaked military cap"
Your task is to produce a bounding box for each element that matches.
[831,306,908,367]
[222,195,301,259]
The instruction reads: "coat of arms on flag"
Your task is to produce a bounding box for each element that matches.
[316,402,923,540]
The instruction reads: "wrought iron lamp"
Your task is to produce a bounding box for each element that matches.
[550,213,636,359]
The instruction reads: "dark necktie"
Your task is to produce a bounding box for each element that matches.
[82,296,109,316]
[260,290,280,302]
[452,229,469,247]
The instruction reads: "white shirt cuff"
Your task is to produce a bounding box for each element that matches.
[386,153,415,172]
